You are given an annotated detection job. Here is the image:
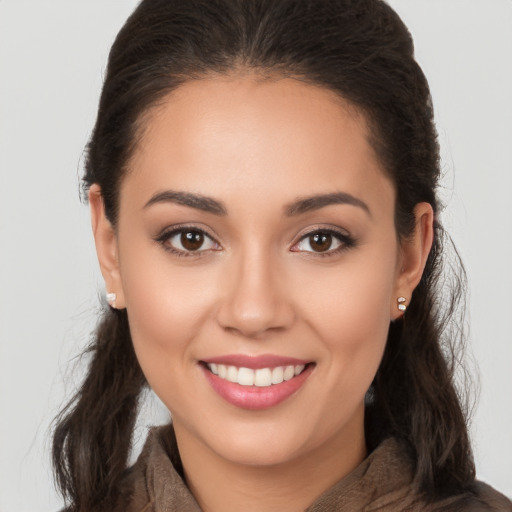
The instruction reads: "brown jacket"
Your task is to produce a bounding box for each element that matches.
[118,425,512,511]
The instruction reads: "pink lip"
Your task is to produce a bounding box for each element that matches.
[200,362,315,410]
[201,354,310,370]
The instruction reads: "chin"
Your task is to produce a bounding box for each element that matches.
[182,413,309,467]
[214,435,305,467]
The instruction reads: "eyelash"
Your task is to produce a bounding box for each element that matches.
[155,226,219,258]
[293,228,356,257]
[155,226,356,258]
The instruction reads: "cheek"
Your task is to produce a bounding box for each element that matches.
[299,250,395,339]
[117,241,219,386]
[294,245,397,389]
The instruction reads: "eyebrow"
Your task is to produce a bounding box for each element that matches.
[144,190,227,215]
[144,189,370,217]
[285,192,371,217]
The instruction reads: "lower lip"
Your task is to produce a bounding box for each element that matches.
[201,364,314,410]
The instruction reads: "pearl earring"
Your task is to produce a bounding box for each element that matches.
[106,292,117,309]
[397,297,407,312]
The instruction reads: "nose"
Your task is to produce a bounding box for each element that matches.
[216,248,295,339]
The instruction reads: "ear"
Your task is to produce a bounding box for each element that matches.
[391,202,434,319]
[89,184,126,309]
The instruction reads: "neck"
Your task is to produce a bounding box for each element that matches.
[174,421,367,512]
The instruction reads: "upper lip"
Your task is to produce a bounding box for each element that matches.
[201,354,312,369]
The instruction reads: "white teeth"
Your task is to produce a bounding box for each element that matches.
[237,367,254,386]
[271,366,284,384]
[254,368,272,387]
[226,365,238,383]
[283,365,295,381]
[206,363,308,387]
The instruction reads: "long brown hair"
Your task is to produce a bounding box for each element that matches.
[53,0,476,509]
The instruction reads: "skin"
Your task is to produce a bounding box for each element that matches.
[90,75,433,512]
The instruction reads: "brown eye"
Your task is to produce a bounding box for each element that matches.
[160,228,218,255]
[308,233,333,252]
[293,229,350,254]
[181,231,204,251]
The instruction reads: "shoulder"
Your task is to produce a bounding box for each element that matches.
[308,436,512,512]
[374,439,512,512]
[458,481,512,512]
[404,475,512,511]
[414,485,512,512]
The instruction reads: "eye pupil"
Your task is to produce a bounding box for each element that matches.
[310,233,332,252]
[181,231,204,251]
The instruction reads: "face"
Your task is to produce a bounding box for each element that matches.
[93,75,423,469]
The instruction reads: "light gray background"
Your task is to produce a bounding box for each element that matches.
[0,1,511,510]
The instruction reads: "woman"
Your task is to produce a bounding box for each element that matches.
[51,0,512,510]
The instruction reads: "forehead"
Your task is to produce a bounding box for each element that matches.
[123,75,393,213]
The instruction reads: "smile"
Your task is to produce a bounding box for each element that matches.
[200,356,315,410]
[206,363,306,387]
